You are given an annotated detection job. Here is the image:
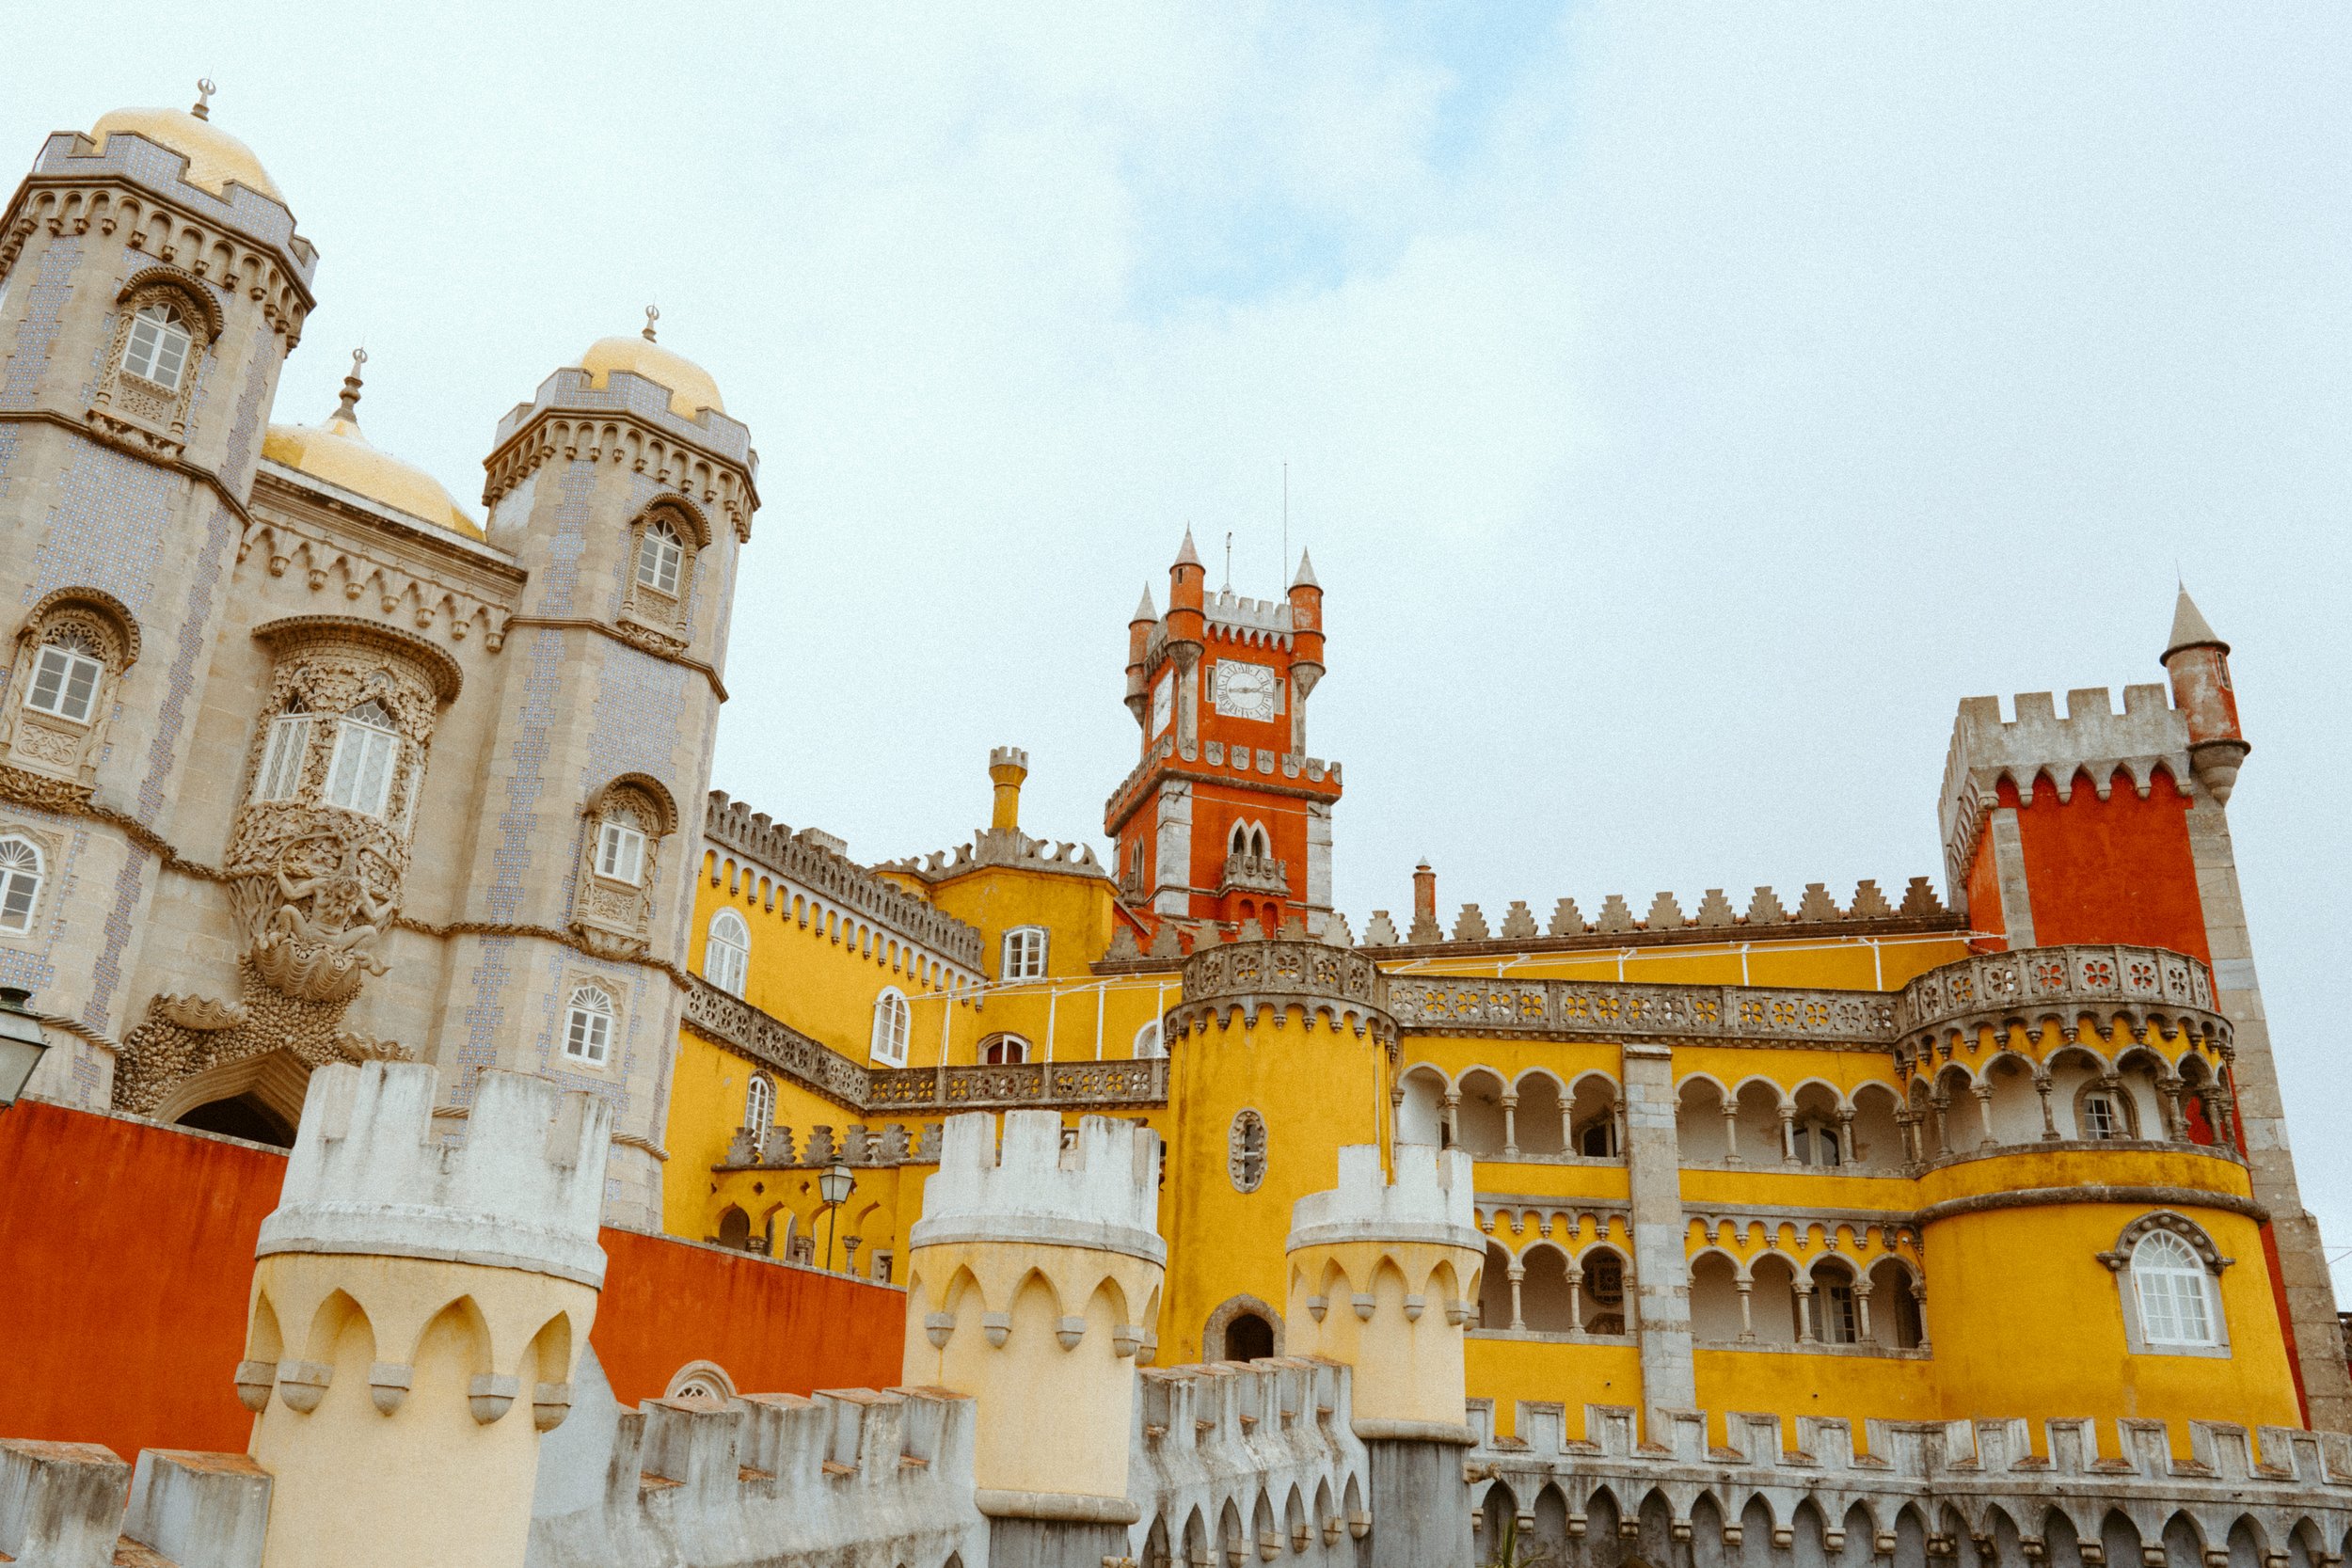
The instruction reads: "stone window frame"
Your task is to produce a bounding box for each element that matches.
[1202,1293,1284,1363]
[0,825,61,942]
[89,269,223,455]
[569,774,678,959]
[1229,1106,1268,1193]
[2,589,141,789]
[618,498,708,654]
[978,1032,1029,1066]
[2099,1210,2233,1359]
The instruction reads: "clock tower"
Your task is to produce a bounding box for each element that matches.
[1105,530,1343,943]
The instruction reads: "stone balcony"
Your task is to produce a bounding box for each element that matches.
[1217,851,1291,896]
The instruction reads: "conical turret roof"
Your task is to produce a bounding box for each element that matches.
[1291,547,1320,589]
[1132,585,1158,622]
[1174,526,1200,568]
[2165,587,2227,660]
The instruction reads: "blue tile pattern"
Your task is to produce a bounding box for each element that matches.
[85,846,149,1034]
[25,446,177,611]
[135,500,236,826]
[584,641,689,800]
[485,627,564,924]
[0,236,82,409]
[0,809,88,999]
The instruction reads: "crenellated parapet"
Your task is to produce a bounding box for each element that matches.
[482,366,757,541]
[903,1112,1167,1540]
[706,789,984,972]
[1286,1146,1486,1439]
[1470,1403,2352,1568]
[1131,1357,1375,1565]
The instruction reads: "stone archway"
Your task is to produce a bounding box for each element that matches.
[154,1047,313,1148]
[1203,1291,1284,1362]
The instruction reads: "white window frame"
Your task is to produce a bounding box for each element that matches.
[123,303,192,390]
[596,816,647,885]
[563,985,615,1066]
[636,519,684,597]
[25,637,104,724]
[324,707,400,817]
[1001,926,1047,981]
[980,1033,1028,1066]
[2130,1231,2221,1352]
[0,835,44,935]
[870,987,911,1067]
[706,908,751,995]
[743,1071,774,1133]
[253,712,312,802]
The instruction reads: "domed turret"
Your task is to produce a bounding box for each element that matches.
[90,81,280,200]
[262,351,483,538]
[578,309,723,420]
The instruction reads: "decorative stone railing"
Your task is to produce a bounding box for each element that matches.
[1168,938,1392,1041]
[1383,976,1895,1046]
[680,977,1170,1126]
[1218,851,1290,895]
[1895,944,2229,1063]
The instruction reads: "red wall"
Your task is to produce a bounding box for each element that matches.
[2007,767,2210,959]
[0,1101,905,1463]
[0,1099,282,1460]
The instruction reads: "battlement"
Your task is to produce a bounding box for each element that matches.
[988,744,1028,774]
[875,828,1111,885]
[256,1063,611,1288]
[706,789,985,970]
[1204,587,1295,641]
[489,364,755,467]
[1359,877,1952,953]
[1134,1358,1372,1554]
[909,1111,1165,1264]
[1939,686,2195,898]
[30,126,316,277]
[1289,1144,1482,1254]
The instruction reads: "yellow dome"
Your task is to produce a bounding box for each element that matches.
[580,333,724,420]
[90,106,280,202]
[262,415,483,540]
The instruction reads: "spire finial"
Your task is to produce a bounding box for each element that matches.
[333,346,366,422]
[643,305,660,342]
[1223,531,1233,594]
[192,79,215,120]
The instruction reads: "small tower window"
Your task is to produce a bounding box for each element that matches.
[251,702,312,802]
[706,908,750,995]
[2132,1231,2217,1347]
[122,304,192,390]
[1001,926,1047,980]
[324,700,401,817]
[0,836,45,935]
[636,519,684,596]
[596,807,648,885]
[871,987,911,1066]
[25,628,106,724]
[743,1071,774,1133]
[1229,1108,1267,1193]
[564,985,615,1065]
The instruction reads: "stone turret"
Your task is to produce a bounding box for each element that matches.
[1286,1142,1485,1568]
[901,1110,1165,1567]
[2161,587,2249,803]
[987,745,1028,833]
[237,1061,610,1568]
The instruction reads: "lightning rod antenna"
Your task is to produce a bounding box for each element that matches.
[1282,461,1289,585]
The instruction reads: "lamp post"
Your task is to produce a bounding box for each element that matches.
[818,1161,854,1273]
[0,987,50,1113]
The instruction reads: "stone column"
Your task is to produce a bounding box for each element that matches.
[1286,1144,1487,1568]
[1719,1101,1740,1164]
[2034,1075,2058,1140]
[1620,1042,1696,1425]
[2182,795,2352,1427]
[1500,1093,1518,1157]
[902,1112,1165,1568]
[1972,1084,1996,1148]
[242,1063,609,1568]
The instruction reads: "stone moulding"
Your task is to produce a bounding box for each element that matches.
[1384,975,1895,1047]
[1169,938,1393,1044]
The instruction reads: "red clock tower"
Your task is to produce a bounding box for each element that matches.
[1105,530,1343,943]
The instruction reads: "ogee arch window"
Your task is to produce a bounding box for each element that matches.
[0,836,44,934]
[1229,1108,1267,1193]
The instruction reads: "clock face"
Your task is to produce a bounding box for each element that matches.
[1213,660,1278,721]
[1151,673,1173,736]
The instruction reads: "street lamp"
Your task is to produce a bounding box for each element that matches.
[0,987,51,1113]
[818,1161,855,1273]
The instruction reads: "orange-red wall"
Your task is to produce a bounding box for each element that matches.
[0,1101,905,1463]
[2006,768,2209,958]
[0,1099,282,1460]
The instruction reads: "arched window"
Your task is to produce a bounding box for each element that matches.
[705,909,750,995]
[2078,1081,2137,1141]
[324,700,400,816]
[980,1033,1027,1066]
[2131,1231,2217,1347]
[1793,1119,1843,1167]
[743,1071,774,1132]
[0,836,44,934]
[596,805,648,885]
[122,303,193,390]
[635,518,684,596]
[1134,1021,1163,1059]
[25,627,105,723]
[1001,926,1047,980]
[1230,822,1248,856]
[1251,827,1267,858]
[870,987,911,1066]
[1229,1108,1267,1193]
[563,986,614,1065]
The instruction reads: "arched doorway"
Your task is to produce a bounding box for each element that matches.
[176,1093,295,1148]
[154,1049,313,1150]
[1225,1312,1275,1361]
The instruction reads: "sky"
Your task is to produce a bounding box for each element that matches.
[8,5,2351,1275]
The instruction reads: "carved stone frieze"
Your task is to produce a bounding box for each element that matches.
[153,993,247,1032]
[1170,938,1392,1044]
[113,959,410,1118]
[1895,944,2228,1067]
[1382,975,1895,1046]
